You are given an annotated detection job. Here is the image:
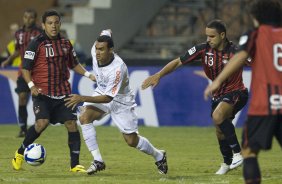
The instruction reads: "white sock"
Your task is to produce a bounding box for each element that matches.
[136,136,163,161]
[81,123,103,162]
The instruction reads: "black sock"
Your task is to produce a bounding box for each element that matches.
[218,119,241,153]
[218,139,233,165]
[18,125,41,154]
[243,157,261,184]
[19,105,28,132]
[68,131,81,168]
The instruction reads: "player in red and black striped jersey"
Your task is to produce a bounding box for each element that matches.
[1,9,42,137]
[143,19,248,174]
[204,0,282,183]
[12,9,95,173]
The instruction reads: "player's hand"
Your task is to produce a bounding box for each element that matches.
[30,86,41,97]
[141,73,160,90]
[204,80,221,100]
[64,94,83,110]
[89,74,96,82]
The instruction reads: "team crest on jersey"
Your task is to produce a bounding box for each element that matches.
[188,47,196,55]
[24,51,35,60]
[222,56,229,64]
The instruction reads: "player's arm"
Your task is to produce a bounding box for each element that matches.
[1,50,20,68]
[22,40,41,96]
[204,50,248,100]
[142,57,182,89]
[64,94,113,110]
[72,63,96,81]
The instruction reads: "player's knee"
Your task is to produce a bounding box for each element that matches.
[124,134,138,147]
[35,119,49,133]
[79,113,92,125]
[64,120,78,131]
[212,111,224,124]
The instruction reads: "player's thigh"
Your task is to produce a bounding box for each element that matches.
[111,106,138,134]
[212,101,233,123]
[32,95,50,121]
[242,115,276,151]
[51,98,76,124]
[79,105,107,124]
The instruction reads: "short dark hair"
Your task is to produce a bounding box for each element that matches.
[97,35,114,49]
[249,0,282,27]
[206,19,227,34]
[24,8,37,18]
[42,9,61,23]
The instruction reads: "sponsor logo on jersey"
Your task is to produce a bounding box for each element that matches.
[270,94,282,110]
[24,51,35,60]
[112,70,121,94]
[188,47,196,55]
[44,44,52,47]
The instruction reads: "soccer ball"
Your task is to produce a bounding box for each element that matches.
[24,143,46,166]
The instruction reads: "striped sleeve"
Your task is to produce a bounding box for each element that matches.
[179,43,206,64]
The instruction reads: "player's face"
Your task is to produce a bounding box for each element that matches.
[42,16,61,39]
[205,27,225,50]
[95,42,113,64]
[23,12,36,28]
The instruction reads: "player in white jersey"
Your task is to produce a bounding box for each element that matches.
[65,29,168,175]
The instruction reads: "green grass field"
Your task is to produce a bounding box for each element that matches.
[0,125,281,184]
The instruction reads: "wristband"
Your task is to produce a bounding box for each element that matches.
[84,71,91,78]
[28,81,35,89]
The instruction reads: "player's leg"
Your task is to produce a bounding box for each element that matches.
[79,105,107,175]
[111,105,167,174]
[12,119,49,170]
[242,115,277,184]
[214,125,233,174]
[12,95,49,170]
[15,76,30,137]
[122,132,167,174]
[52,97,84,172]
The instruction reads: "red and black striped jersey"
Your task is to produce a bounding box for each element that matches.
[15,25,42,76]
[22,32,79,96]
[180,40,246,98]
[238,25,282,115]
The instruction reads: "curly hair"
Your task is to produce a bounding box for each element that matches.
[249,0,282,26]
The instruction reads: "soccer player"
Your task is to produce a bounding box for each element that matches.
[142,19,248,175]
[64,29,168,175]
[1,9,42,137]
[204,0,282,183]
[12,9,95,172]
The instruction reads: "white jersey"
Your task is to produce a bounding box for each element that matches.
[91,42,136,106]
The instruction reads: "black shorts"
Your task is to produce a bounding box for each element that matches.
[32,95,77,124]
[242,115,282,151]
[211,89,249,119]
[15,76,30,94]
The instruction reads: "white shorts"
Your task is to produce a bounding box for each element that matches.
[83,91,138,134]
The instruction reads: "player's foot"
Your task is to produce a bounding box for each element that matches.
[215,163,230,175]
[230,152,243,169]
[155,151,168,174]
[17,130,26,138]
[12,151,24,170]
[87,160,106,175]
[70,165,86,172]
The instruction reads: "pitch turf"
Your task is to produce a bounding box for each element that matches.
[1,125,281,184]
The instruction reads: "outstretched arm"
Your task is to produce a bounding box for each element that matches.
[142,57,182,89]
[72,63,96,81]
[204,50,249,100]
[64,94,113,110]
